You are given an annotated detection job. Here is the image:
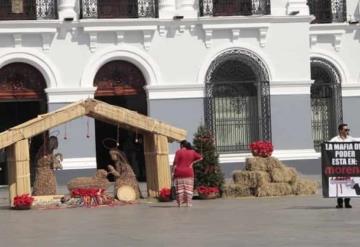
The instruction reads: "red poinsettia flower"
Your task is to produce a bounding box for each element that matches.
[249,140,274,157]
[197,186,220,196]
[13,194,34,208]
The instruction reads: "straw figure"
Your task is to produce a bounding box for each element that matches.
[33,136,63,196]
[224,156,319,198]
[107,148,142,200]
[67,169,111,191]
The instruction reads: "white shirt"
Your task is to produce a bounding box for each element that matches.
[329,135,360,142]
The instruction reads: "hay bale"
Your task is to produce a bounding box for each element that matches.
[270,167,298,184]
[255,183,293,197]
[292,178,319,195]
[232,170,270,188]
[67,169,111,191]
[266,157,284,170]
[223,183,253,198]
[245,157,268,171]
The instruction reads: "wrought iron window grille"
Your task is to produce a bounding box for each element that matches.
[80,0,158,19]
[0,0,57,20]
[307,0,346,24]
[200,0,271,17]
[205,80,271,153]
[310,58,343,152]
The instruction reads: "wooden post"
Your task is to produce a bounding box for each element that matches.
[7,139,31,206]
[143,134,171,197]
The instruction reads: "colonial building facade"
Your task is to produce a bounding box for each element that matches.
[0,0,359,184]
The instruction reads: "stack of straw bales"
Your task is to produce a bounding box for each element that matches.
[223,156,318,198]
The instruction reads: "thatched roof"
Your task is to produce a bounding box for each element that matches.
[0,99,186,149]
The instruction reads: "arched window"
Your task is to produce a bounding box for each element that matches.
[93,60,148,181]
[310,58,343,151]
[205,49,271,153]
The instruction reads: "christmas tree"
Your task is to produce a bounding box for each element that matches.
[192,125,224,190]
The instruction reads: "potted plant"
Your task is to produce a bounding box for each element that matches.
[13,194,34,210]
[197,186,220,199]
[158,188,172,202]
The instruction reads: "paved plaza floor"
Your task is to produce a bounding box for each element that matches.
[0,181,360,247]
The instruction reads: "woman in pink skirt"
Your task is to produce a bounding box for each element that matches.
[172,140,202,207]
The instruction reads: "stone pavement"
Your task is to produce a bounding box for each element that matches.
[0,182,359,247]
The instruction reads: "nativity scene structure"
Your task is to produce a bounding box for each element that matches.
[0,99,186,206]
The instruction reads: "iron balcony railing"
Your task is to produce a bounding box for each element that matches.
[81,0,158,19]
[0,0,57,20]
[307,0,346,24]
[200,0,271,17]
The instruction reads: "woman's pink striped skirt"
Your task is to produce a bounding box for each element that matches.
[174,177,194,207]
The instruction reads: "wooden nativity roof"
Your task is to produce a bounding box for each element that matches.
[0,98,187,149]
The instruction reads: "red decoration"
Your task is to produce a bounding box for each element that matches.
[13,194,34,209]
[197,186,220,195]
[158,187,171,202]
[249,140,274,157]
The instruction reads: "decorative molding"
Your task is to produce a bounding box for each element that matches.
[146,83,205,99]
[258,27,268,47]
[167,149,320,164]
[81,21,157,51]
[158,25,167,36]
[204,29,213,48]
[270,80,313,95]
[219,149,320,163]
[115,31,125,45]
[143,30,154,50]
[310,34,317,47]
[12,34,22,48]
[342,83,360,97]
[88,32,97,53]
[201,23,270,48]
[231,29,240,42]
[41,33,52,51]
[334,33,342,52]
[61,157,97,170]
[45,87,97,103]
[309,29,345,52]
[178,25,186,33]
[0,21,59,50]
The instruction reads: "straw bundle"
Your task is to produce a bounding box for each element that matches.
[245,157,268,171]
[255,183,293,197]
[32,156,57,196]
[266,157,283,170]
[270,167,297,184]
[229,156,318,198]
[223,183,253,198]
[292,178,319,195]
[232,170,270,188]
[67,169,111,191]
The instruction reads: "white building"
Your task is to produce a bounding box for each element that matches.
[0,0,359,184]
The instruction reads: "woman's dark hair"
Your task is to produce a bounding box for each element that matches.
[180,140,192,150]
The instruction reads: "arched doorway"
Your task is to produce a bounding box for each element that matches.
[310,57,343,151]
[94,60,147,181]
[205,49,271,153]
[0,62,48,185]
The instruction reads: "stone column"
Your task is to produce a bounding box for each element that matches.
[176,0,197,18]
[58,0,78,21]
[286,0,309,16]
[159,0,176,19]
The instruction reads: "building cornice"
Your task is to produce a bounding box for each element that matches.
[46,87,97,103]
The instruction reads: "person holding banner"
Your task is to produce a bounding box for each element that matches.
[330,123,360,208]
